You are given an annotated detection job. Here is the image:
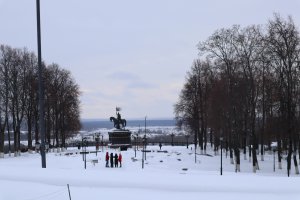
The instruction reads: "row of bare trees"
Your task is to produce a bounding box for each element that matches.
[0,44,81,157]
[175,14,300,176]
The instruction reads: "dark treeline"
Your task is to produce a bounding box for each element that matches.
[0,44,81,157]
[174,14,300,176]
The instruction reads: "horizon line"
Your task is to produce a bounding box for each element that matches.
[81,117,175,121]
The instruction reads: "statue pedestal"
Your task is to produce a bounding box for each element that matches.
[108,129,132,150]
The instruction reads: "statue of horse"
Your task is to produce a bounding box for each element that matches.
[110,117,126,129]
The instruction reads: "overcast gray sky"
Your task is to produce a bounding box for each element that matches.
[0,0,300,119]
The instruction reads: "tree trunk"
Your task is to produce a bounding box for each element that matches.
[199,127,204,154]
[17,125,21,156]
[229,146,234,164]
[252,134,259,172]
[27,117,32,152]
[210,129,213,148]
[293,140,299,174]
[261,65,265,161]
[278,139,282,169]
[298,137,300,160]
[252,146,259,172]
[260,136,264,161]
[35,119,39,144]
[7,121,11,156]
[204,126,207,154]
[243,135,247,160]
[234,147,240,172]
[0,129,4,158]
[249,144,252,162]
[13,118,18,157]
[287,142,292,177]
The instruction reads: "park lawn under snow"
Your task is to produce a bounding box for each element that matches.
[0,145,299,200]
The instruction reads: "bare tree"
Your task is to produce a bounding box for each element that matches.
[174,61,202,152]
[266,14,300,175]
[231,25,264,171]
[0,44,81,157]
[198,27,239,165]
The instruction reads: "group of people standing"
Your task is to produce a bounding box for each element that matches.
[105,152,122,168]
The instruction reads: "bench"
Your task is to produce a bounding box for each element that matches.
[141,150,152,153]
[157,150,168,153]
[91,159,98,166]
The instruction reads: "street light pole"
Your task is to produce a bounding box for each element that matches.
[144,116,147,160]
[101,135,104,152]
[144,135,147,161]
[194,136,197,163]
[137,125,140,150]
[220,137,223,175]
[142,136,145,169]
[84,141,87,169]
[171,133,174,146]
[134,136,136,157]
[82,137,87,169]
[95,133,99,156]
[273,149,276,172]
[144,116,147,137]
[36,0,46,168]
[185,135,189,149]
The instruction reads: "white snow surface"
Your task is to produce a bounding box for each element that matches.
[0,146,299,200]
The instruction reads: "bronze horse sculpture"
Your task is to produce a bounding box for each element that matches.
[110,117,126,129]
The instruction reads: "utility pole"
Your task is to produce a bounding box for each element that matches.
[134,136,137,157]
[142,137,144,169]
[144,116,147,160]
[67,184,72,200]
[101,135,104,152]
[220,137,223,175]
[36,0,46,168]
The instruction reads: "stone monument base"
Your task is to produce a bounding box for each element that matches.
[108,130,132,150]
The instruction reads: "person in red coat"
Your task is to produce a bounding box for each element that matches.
[118,153,122,168]
[105,152,109,167]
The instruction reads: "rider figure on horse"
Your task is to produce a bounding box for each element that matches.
[110,107,126,129]
[117,112,121,123]
[116,112,122,129]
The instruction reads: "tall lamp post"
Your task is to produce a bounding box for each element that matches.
[144,116,147,160]
[101,134,104,152]
[82,137,88,169]
[220,137,223,175]
[95,133,100,156]
[36,0,46,168]
[273,149,276,172]
[134,135,137,157]
[194,135,197,163]
[137,125,140,150]
[272,147,276,172]
[142,135,145,169]
[144,116,147,137]
[171,133,174,146]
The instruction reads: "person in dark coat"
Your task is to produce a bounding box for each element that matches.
[114,153,119,168]
[110,153,114,168]
[105,152,109,167]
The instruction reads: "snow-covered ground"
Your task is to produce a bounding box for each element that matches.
[0,145,299,200]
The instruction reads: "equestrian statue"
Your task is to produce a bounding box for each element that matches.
[110,107,127,129]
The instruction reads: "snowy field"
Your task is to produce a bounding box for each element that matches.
[0,145,300,200]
